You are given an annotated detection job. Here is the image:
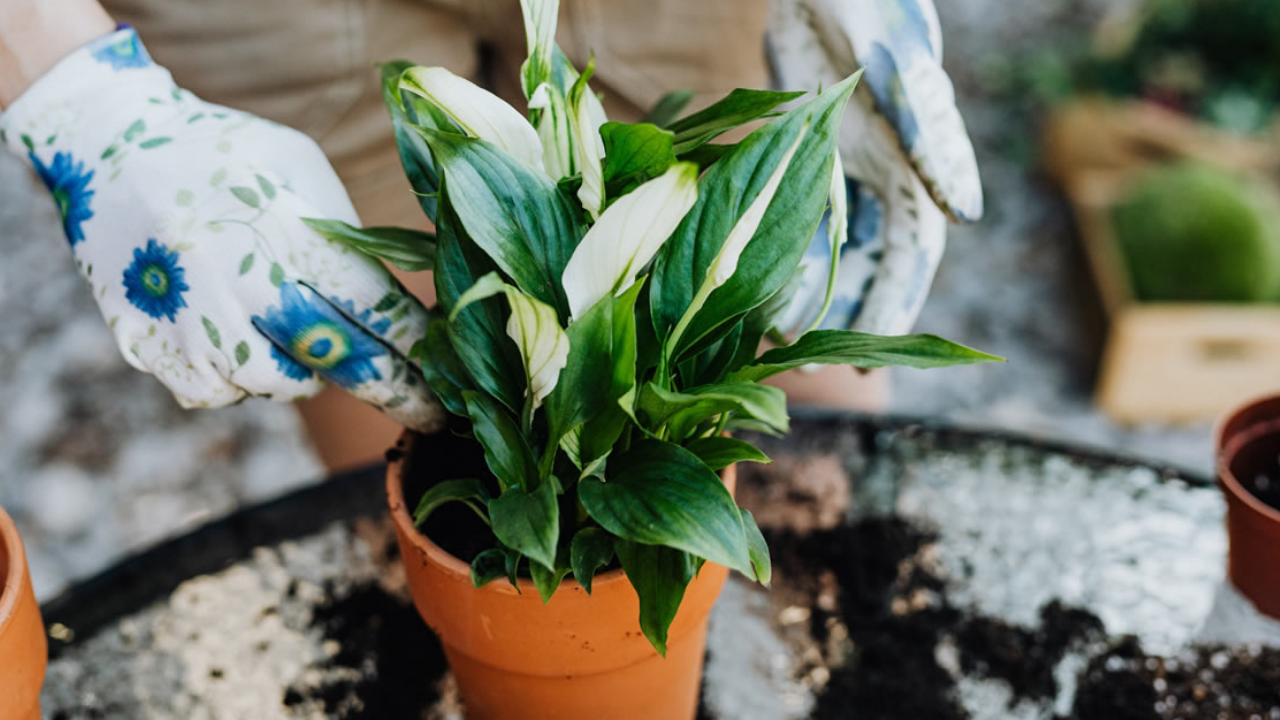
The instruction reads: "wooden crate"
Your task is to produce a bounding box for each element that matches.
[1047,100,1280,424]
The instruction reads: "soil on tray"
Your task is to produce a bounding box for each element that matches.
[282,580,448,719]
[1225,422,1280,512]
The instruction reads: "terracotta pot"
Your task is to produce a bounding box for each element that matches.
[387,433,734,720]
[0,506,47,720]
[1216,392,1280,620]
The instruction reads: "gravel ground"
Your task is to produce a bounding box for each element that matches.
[0,0,1221,600]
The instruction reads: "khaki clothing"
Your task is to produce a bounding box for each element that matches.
[103,0,771,231]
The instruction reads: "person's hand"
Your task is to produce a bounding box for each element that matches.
[1,27,445,432]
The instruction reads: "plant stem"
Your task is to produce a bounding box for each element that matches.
[803,243,843,335]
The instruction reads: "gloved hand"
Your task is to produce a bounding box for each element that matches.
[1,27,444,432]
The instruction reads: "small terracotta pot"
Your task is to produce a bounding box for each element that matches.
[1216,392,1280,620]
[387,433,733,720]
[0,506,47,720]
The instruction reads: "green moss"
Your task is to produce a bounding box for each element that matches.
[1113,162,1280,303]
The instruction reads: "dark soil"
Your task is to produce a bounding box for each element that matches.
[1225,422,1280,512]
[281,580,448,719]
[396,426,502,564]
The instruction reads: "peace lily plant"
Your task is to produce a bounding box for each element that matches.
[306,0,1000,655]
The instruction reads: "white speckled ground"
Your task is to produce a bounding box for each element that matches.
[0,0,1219,601]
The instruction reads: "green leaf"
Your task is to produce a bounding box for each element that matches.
[615,539,695,656]
[579,439,752,576]
[201,316,221,349]
[638,381,788,439]
[123,119,145,142]
[138,137,172,150]
[464,391,539,492]
[488,479,560,571]
[679,143,734,169]
[231,186,261,209]
[416,128,585,315]
[643,89,695,128]
[570,527,615,594]
[530,543,572,603]
[413,310,476,416]
[302,218,436,272]
[471,548,513,589]
[651,75,861,358]
[413,478,492,525]
[730,330,1004,382]
[380,60,447,222]
[667,88,804,155]
[740,509,771,586]
[600,122,676,199]
[234,341,251,367]
[434,190,525,411]
[255,173,277,200]
[684,437,771,471]
[269,263,285,287]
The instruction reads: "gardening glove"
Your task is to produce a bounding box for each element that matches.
[0,27,445,432]
[768,0,983,337]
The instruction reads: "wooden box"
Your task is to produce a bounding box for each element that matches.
[1046,100,1280,423]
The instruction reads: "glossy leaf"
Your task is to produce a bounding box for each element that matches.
[568,61,606,220]
[488,478,560,571]
[729,330,1004,383]
[413,478,492,525]
[643,89,694,128]
[667,88,804,154]
[419,129,585,315]
[530,543,572,603]
[615,539,695,656]
[579,440,752,576]
[570,527,615,594]
[412,309,475,416]
[740,509,771,586]
[684,436,771,471]
[600,122,677,199]
[464,390,539,492]
[302,218,436,272]
[638,381,788,438]
[380,60,445,221]
[471,548,512,589]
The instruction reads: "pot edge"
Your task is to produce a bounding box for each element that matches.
[1215,392,1280,527]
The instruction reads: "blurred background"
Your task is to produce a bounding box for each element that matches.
[4,0,1280,599]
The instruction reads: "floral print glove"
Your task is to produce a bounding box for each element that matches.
[0,28,445,432]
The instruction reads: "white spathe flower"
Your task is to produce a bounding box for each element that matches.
[704,121,809,290]
[400,66,545,173]
[569,74,607,220]
[519,0,560,97]
[827,146,848,258]
[451,273,569,407]
[562,162,699,319]
[529,82,576,180]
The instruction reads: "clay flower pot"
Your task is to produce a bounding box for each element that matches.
[386,432,733,720]
[0,505,47,720]
[1216,392,1280,619]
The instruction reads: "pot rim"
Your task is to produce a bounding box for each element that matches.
[385,432,630,596]
[0,505,27,633]
[1215,392,1280,526]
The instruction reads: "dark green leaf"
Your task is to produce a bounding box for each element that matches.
[685,437,771,471]
[416,128,585,315]
[434,189,525,411]
[302,218,436,272]
[643,89,695,128]
[615,539,695,656]
[600,122,676,199]
[269,263,285,287]
[638,381,788,438]
[234,341,251,367]
[679,143,734,169]
[730,330,1004,382]
[488,479,560,571]
[740,509,771,586]
[231,186,260,208]
[413,478,492,525]
[667,88,804,154]
[570,527,615,594]
[728,264,807,372]
[651,75,861,357]
[471,548,512,589]
[413,311,475,416]
[380,60,448,222]
[255,173,277,200]
[201,316,221,349]
[579,440,752,576]
[238,253,255,275]
[530,543,572,604]
[464,391,538,492]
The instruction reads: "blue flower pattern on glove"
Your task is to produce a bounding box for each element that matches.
[253,282,387,388]
[123,239,190,322]
[91,32,153,70]
[269,345,315,382]
[30,151,95,246]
